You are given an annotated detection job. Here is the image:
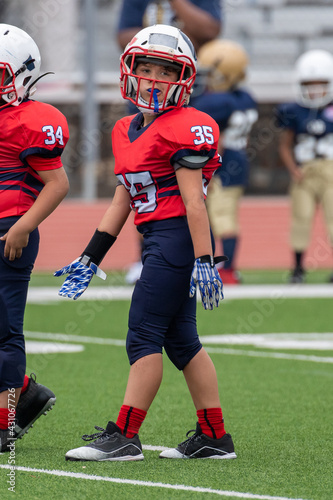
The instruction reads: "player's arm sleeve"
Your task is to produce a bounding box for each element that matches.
[20,107,69,170]
[174,155,211,170]
[25,154,63,171]
[170,146,217,170]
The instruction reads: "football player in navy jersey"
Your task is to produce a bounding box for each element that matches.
[57,24,236,462]
[192,40,258,284]
[0,25,69,452]
[276,50,333,283]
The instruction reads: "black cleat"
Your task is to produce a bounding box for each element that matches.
[65,421,144,461]
[159,423,237,459]
[15,373,56,439]
[289,267,305,284]
[0,428,16,453]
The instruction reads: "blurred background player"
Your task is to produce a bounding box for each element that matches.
[0,24,69,452]
[117,0,223,284]
[56,24,236,462]
[276,50,333,284]
[192,40,258,284]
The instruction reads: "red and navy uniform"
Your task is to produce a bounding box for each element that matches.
[0,99,69,392]
[112,106,220,225]
[112,107,220,369]
[0,99,69,219]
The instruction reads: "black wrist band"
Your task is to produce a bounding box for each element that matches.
[198,255,229,267]
[81,229,117,266]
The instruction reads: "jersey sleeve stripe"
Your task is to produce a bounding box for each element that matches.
[19,146,65,162]
[170,148,216,166]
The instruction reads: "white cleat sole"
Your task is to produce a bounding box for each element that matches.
[159,449,237,459]
[65,446,144,462]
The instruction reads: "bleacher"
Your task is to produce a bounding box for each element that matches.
[223,0,333,102]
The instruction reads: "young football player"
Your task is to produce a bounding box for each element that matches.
[0,24,69,452]
[118,0,223,284]
[276,50,333,283]
[192,40,258,284]
[56,24,236,462]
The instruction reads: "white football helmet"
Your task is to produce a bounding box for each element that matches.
[294,50,333,108]
[0,24,41,108]
[120,24,197,114]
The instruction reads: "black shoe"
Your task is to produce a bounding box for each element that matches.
[0,428,16,453]
[65,421,144,461]
[15,373,56,439]
[159,423,237,459]
[289,267,305,284]
[329,273,333,283]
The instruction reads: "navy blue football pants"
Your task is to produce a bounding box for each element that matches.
[0,217,39,392]
[127,217,203,371]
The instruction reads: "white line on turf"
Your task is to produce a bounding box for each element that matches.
[27,284,333,303]
[26,341,84,354]
[24,331,126,346]
[0,464,309,500]
[205,347,333,364]
[24,331,333,363]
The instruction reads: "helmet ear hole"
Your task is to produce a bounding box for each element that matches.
[23,76,32,87]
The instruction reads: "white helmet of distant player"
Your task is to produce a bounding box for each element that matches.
[0,24,41,107]
[120,24,197,114]
[197,39,249,92]
[294,50,333,108]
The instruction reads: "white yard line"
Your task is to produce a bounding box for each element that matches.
[205,347,333,364]
[27,284,333,303]
[23,331,333,364]
[0,464,310,500]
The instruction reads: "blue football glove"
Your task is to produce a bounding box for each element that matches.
[54,257,106,300]
[189,255,225,310]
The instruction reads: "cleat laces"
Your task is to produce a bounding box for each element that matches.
[178,428,200,455]
[82,426,109,443]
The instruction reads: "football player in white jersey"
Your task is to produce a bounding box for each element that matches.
[276,50,333,283]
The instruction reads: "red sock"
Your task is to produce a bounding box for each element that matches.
[21,375,30,394]
[0,408,15,430]
[197,408,226,439]
[116,405,147,438]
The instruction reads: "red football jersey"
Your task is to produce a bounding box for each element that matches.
[0,100,69,219]
[112,106,220,225]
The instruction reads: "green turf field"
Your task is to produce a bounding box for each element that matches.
[0,274,332,500]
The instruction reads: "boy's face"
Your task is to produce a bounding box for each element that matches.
[301,80,329,101]
[135,61,179,105]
